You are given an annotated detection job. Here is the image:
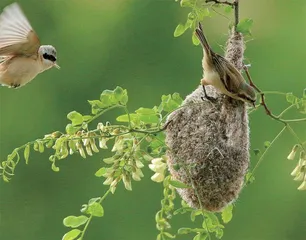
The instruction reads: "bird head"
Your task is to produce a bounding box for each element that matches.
[38,45,60,70]
[238,82,257,106]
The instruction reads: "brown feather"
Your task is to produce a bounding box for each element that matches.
[0,30,40,57]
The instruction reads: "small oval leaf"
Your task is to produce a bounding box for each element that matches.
[169,180,191,188]
[95,167,107,177]
[174,24,187,37]
[86,202,104,217]
[62,229,81,240]
[63,215,89,228]
[24,144,30,164]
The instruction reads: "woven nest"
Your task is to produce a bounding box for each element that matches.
[165,30,249,212]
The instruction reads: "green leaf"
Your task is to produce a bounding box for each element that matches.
[192,33,200,45]
[83,115,92,121]
[221,204,233,223]
[135,107,160,124]
[178,228,192,234]
[100,89,118,107]
[193,233,208,240]
[173,207,187,215]
[86,202,104,217]
[204,212,221,228]
[163,232,176,239]
[7,151,17,162]
[160,93,183,112]
[190,209,202,221]
[138,114,160,124]
[253,149,261,156]
[63,215,89,228]
[121,91,128,105]
[95,167,107,177]
[62,229,81,240]
[135,107,156,115]
[116,113,139,124]
[51,162,60,172]
[286,92,296,104]
[38,141,44,153]
[53,138,66,151]
[88,100,104,114]
[224,5,233,13]
[113,86,124,100]
[236,18,253,35]
[180,0,196,8]
[88,197,101,205]
[169,180,190,188]
[113,86,128,105]
[80,204,88,213]
[33,141,39,151]
[67,111,84,126]
[245,172,255,184]
[174,24,187,37]
[66,124,78,135]
[24,144,30,164]
[264,141,271,148]
[103,157,115,164]
[196,8,210,20]
[45,139,54,148]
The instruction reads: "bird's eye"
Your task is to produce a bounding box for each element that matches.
[43,53,56,62]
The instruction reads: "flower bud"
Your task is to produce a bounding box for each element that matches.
[99,138,108,149]
[291,165,302,177]
[103,177,113,185]
[293,172,305,181]
[151,172,165,183]
[122,174,132,191]
[85,145,93,156]
[287,145,299,160]
[297,181,306,190]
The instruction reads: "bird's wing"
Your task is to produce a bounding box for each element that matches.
[214,54,243,94]
[0,3,40,56]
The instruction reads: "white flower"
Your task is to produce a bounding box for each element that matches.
[298,181,306,191]
[151,173,165,183]
[291,165,302,177]
[149,157,167,183]
[293,172,304,181]
[287,145,299,160]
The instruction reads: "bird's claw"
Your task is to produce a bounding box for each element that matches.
[10,83,20,88]
[201,95,216,102]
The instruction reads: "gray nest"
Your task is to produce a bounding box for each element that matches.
[165,30,250,212]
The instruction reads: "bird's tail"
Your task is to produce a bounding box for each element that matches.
[195,22,212,55]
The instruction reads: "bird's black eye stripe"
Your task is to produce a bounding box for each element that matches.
[43,53,56,62]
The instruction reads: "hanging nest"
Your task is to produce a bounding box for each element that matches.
[165,29,250,212]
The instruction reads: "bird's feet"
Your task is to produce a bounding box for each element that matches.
[201,85,216,102]
[10,83,20,88]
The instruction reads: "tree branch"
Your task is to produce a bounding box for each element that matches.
[205,0,234,6]
[206,0,239,30]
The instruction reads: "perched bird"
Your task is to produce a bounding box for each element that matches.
[195,22,256,106]
[0,3,59,89]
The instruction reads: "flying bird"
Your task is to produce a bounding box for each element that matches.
[0,3,59,89]
[195,22,256,106]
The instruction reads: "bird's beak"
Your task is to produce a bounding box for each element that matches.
[54,63,60,69]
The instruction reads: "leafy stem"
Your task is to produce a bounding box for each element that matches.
[245,126,287,187]
[79,189,111,240]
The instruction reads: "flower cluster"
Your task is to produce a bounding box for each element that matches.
[287,145,306,190]
[149,157,167,182]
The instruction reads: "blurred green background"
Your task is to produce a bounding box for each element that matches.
[0,0,305,239]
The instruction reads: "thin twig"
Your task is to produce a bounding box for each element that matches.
[243,66,286,123]
[205,0,234,6]
[244,126,287,188]
[234,0,239,29]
